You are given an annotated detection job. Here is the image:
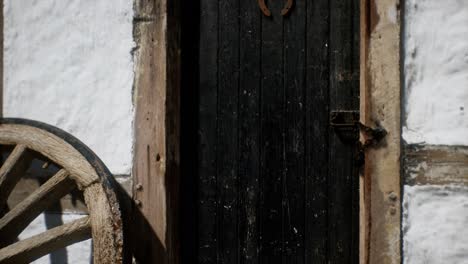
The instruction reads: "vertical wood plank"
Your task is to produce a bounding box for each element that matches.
[133,4,167,261]
[133,0,180,263]
[328,0,360,263]
[217,0,240,263]
[260,1,284,262]
[304,0,330,262]
[188,2,362,263]
[364,0,402,263]
[359,1,371,262]
[0,0,3,118]
[350,0,361,261]
[283,0,306,263]
[238,0,261,262]
[198,0,219,262]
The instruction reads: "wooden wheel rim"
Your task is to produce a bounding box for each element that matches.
[0,118,124,263]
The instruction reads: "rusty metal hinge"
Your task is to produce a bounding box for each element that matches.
[330,110,387,165]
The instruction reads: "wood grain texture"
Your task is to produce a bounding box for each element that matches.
[84,183,121,263]
[329,0,360,262]
[0,119,125,263]
[238,0,261,262]
[0,145,29,209]
[404,145,468,186]
[133,0,180,262]
[0,125,99,186]
[133,8,167,260]
[305,0,330,262]
[217,0,239,263]
[283,1,306,262]
[186,0,360,262]
[7,177,89,214]
[259,1,284,262]
[361,0,401,263]
[0,1,2,118]
[0,169,75,242]
[0,217,91,264]
[197,0,218,262]
[359,0,371,262]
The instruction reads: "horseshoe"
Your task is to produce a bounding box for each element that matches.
[280,0,294,16]
[258,0,294,17]
[258,0,271,17]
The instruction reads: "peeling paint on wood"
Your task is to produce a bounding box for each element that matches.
[404,145,468,186]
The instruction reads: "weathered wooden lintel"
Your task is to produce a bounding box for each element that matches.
[404,145,468,186]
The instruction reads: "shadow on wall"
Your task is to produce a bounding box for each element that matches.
[44,213,71,264]
[116,184,168,264]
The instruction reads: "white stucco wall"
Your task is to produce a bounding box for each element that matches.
[3,1,135,262]
[403,0,468,146]
[403,1,468,263]
[403,186,468,264]
[3,0,135,175]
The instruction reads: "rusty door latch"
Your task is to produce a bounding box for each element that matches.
[330,110,387,165]
[258,0,294,17]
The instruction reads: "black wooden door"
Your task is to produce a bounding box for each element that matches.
[181,0,359,263]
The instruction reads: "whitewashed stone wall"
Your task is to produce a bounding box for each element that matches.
[3,0,135,175]
[3,0,135,263]
[403,1,468,263]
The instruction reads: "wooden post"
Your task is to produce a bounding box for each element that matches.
[132,0,180,263]
[359,1,369,262]
[360,0,401,263]
[1,1,3,117]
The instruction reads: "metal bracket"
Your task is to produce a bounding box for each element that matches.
[356,122,387,166]
[330,110,387,165]
[358,122,387,149]
[330,110,360,142]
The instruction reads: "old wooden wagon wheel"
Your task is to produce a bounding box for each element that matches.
[0,118,124,263]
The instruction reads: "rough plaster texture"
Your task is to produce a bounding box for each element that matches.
[19,213,92,264]
[3,0,135,175]
[402,1,468,263]
[403,185,468,264]
[403,0,468,145]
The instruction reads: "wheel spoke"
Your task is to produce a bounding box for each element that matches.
[0,145,31,210]
[0,169,75,242]
[84,183,119,262]
[0,120,124,262]
[0,216,91,263]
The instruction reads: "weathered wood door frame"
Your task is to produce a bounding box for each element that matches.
[359,0,401,263]
[132,0,181,263]
[0,0,403,263]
